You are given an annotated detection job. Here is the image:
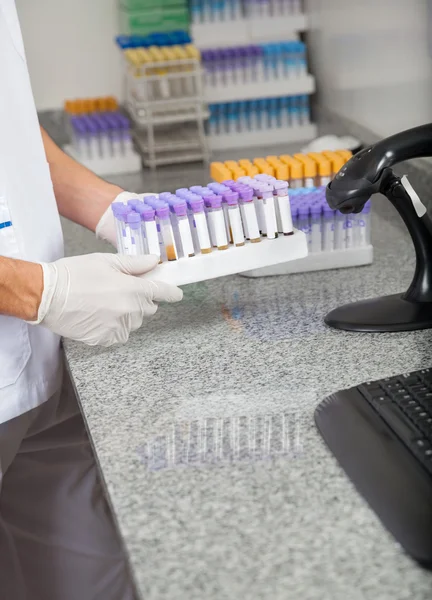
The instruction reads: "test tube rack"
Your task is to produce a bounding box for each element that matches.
[63,97,142,177]
[118,38,210,168]
[191,12,308,48]
[142,232,307,285]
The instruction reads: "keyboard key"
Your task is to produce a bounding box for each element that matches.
[376,402,422,442]
[400,375,421,385]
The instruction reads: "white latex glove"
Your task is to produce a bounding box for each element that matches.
[30,253,183,347]
[96,191,158,248]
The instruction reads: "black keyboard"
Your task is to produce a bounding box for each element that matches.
[360,369,432,473]
[315,368,432,567]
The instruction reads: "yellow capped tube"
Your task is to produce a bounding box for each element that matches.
[307,153,332,186]
[279,155,304,188]
[294,153,318,187]
[321,150,345,177]
[211,162,233,183]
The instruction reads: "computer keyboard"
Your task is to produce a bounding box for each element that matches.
[359,369,432,473]
[315,368,432,567]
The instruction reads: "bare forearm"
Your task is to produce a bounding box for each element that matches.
[0,256,43,320]
[40,127,123,232]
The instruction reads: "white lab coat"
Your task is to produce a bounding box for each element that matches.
[0,0,64,423]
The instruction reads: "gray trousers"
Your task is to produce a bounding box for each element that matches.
[0,367,137,600]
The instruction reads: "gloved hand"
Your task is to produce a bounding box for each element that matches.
[96,191,157,248]
[29,253,182,347]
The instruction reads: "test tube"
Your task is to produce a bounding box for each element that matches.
[297,204,311,248]
[127,198,142,211]
[344,212,355,250]
[322,202,335,252]
[203,195,228,250]
[273,180,293,235]
[126,212,145,256]
[260,183,278,239]
[334,210,346,250]
[223,190,245,246]
[237,186,261,243]
[156,204,178,261]
[354,201,371,247]
[111,205,126,253]
[187,196,212,254]
[138,205,160,259]
[248,182,265,235]
[170,199,195,258]
[310,203,322,253]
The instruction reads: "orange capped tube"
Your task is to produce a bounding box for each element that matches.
[211,162,232,183]
[307,153,332,186]
[279,155,303,188]
[321,150,345,177]
[294,154,317,187]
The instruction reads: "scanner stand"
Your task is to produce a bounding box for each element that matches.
[325,171,432,332]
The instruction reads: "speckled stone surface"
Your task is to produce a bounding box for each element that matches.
[64,198,432,600]
[44,106,432,598]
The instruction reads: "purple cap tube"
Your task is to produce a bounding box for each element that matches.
[159,192,172,203]
[138,206,156,221]
[237,187,254,202]
[171,202,187,217]
[187,197,205,213]
[190,185,204,194]
[127,198,141,209]
[222,191,239,205]
[273,180,289,195]
[127,212,142,229]
[175,188,190,198]
[155,205,170,220]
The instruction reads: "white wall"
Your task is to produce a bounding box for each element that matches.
[305,0,432,137]
[16,0,123,110]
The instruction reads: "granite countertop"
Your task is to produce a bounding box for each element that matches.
[65,196,432,599]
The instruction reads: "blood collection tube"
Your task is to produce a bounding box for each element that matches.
[334,210,346,250]
[156,204,178,261]
[260,182,278,239]
[170,198,195,258]
[310,203,322,253]
[322,202,335,252]
[112,205,126,253]
[126,212,145,255]
[187,196,212,254]
[237,186,261,243]
[250,181,266,234]
[203,194,229,250]
[223,190,245,246]
[298,204,311,247]
[138,205,161,259]
[273,180,293,235]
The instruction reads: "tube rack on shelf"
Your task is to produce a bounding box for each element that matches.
[118,37,209,168]
[62,96,142,176]
[191,14,308,48]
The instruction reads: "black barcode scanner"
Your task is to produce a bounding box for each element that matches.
[324,123,432,332]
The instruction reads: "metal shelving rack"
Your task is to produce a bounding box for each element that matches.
[123,54,210,168]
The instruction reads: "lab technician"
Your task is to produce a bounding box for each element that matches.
[0,2,182,598]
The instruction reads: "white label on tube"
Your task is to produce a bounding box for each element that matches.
[357,218,367,247]
[320,176,331,187]
[222,203,232,242]
[263,197,278,239]
[243,202,260,240]
[211,211,228,248]
[277,195,293,234]
[334,218,346,250]
[179,218,195,257]
[311,223,321,253]
[229,206,245,245]
[323,220,334,252]
[254,196,266,233]
[345,216,354,249]
[194,212,211,251]
[144,221,160,257]
[239,203,249,239]
[305,177,315,188]
[401,175,427,218]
